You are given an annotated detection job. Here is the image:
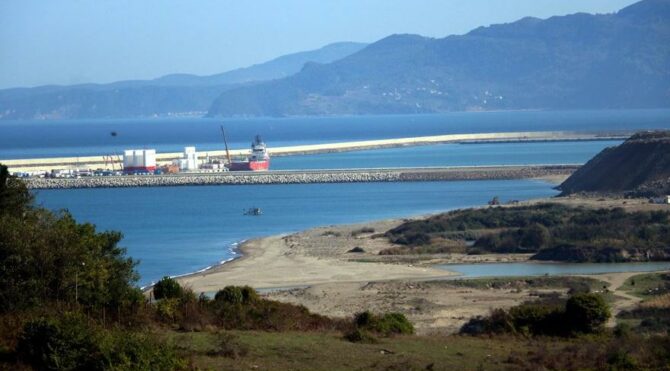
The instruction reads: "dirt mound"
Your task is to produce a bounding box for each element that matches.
[560,131,670,196]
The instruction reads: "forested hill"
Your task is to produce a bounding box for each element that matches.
[559,131,670,196]
[208,0,670,117]
[0,42,366,120]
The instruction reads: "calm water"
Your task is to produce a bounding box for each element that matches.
[36,179,559,286]
[271,140,621,170]
[438,262,670,278]
[2,109,669,159]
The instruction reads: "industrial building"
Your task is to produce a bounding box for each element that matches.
[175,147,199,171]
[123,149,156,173]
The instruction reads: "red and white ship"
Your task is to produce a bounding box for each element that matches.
[222,130,270,171]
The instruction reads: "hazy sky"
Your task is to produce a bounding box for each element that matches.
[0,0,638,89]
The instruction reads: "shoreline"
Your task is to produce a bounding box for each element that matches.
[171,194,668,334]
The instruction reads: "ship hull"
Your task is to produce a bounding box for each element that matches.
[227,159,270,171]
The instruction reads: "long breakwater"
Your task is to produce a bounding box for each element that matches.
[25,165,578,189]
[2,130,627,173]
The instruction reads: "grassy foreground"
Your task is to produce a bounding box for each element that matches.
[161,330,655,371]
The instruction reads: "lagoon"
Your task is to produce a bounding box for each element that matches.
[438,262,670,278]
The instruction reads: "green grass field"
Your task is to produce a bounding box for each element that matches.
[166,331,574,370]
[621,272,670,299]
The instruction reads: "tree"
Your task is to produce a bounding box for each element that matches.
[0,171,140,312]
[153,277,184,300]
[519,223,551,249]
[0,164,33,217]
[565,293,611,333]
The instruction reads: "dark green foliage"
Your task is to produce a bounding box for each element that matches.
[214,285,258,305]
[0,165,33,217]
[153,277,184,300]
[16,313,185,370]
[565,293,611,333]
[386,203,670,262]
[205,286,341,332]
[460,293,610,337]
[0,165,140,312]
[0,209,140,312]
[17,314,101,370]
[353,311,414,336]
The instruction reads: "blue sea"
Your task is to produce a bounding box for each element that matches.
[17,110,670,286]
[2,109,669,159]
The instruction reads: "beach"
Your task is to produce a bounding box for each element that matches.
[175,188,670,333]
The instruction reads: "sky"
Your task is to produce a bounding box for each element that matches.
[0,0,639,89]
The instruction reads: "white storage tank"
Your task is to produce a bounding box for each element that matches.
[183,146,198,171]
[133,150,144,168]
[123,150,135,169]
[143,149,156,168]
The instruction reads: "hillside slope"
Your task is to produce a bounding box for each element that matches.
[0,42,366,120]
[559,131,670,196]
[208,0,670,117]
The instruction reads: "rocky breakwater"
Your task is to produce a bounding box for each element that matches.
[25,166,578,190]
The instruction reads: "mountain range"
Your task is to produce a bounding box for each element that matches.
[2,0,669,120]
[0,42,366,120]
[208,0,670,117]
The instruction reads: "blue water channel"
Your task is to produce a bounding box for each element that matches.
[36,179,559,286]
[271,140,621,170]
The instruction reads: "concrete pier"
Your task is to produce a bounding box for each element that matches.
[24,165,578,189]
[2,130,626,173]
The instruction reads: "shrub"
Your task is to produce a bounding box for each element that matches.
[214,286,259,305]
[153,276,184,300]
[102,330,186,370]
[16,314,185,370]
[461,293,610,337]
[344,328,377,343]
[17,314,101,371]
[565,293,611,333]
[156,298,181,322]
[353,311,414,336]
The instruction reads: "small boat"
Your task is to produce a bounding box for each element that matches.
[244,207,262,216]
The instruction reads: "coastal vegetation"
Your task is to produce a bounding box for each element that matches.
[460,293,611,336]
[2,166,669,369]
[384,203,670,262]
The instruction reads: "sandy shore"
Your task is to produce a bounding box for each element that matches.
[177,194,668,334]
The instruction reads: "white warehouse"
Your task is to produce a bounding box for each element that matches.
[123,149,156,173]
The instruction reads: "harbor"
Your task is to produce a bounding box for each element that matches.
[2,130,628,174]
